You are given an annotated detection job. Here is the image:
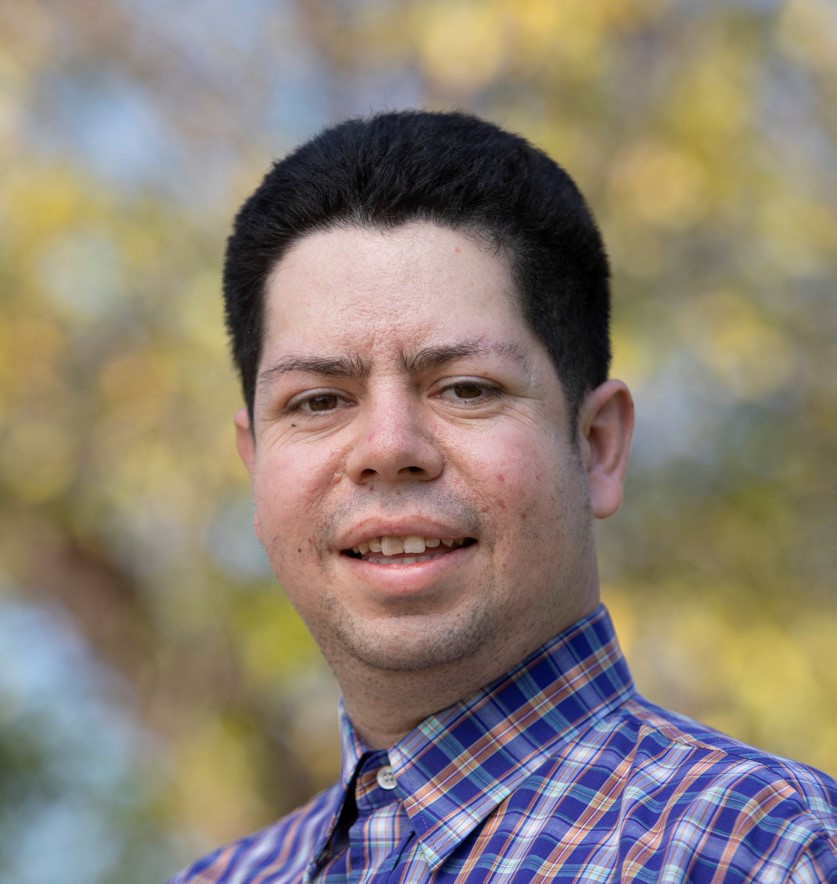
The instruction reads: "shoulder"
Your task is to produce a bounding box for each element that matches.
[620,695,837,811]
[166,781,341,884]
[611,695,837,878]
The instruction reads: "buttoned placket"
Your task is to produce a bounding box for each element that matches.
[310,750,417,882]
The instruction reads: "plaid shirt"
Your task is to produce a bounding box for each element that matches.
[170,606,837,882]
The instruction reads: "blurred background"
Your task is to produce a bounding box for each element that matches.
[1,0,835,880]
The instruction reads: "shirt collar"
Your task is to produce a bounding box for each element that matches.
[321,605,634,871]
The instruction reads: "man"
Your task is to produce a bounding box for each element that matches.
[170,111,837,882]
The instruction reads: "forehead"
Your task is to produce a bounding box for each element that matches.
[261,222,536,360]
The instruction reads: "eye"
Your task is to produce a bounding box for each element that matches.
[286,390,351,415]
[306,393,340,412]
[449,383,485,400]
[436,379,500,407]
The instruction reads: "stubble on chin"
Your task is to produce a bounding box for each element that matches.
[315,590,503,675]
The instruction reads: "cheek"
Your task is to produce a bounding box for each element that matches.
[479,434,574,533]
[467,442,549,521]
[252,447,333,539]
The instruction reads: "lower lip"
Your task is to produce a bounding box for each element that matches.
[341,544,476,596]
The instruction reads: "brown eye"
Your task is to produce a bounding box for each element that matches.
[452,383,483,399]
[437,380,499,407]
[307,394,340,411]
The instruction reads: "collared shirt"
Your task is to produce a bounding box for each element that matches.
[169,606,837,882]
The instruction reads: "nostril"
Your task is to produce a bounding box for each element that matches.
[346,436,444,483]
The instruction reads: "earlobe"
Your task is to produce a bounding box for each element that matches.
[234,407,256,478]
[578,380,634,520]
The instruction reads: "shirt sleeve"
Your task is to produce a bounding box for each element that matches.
[788,832,837,884]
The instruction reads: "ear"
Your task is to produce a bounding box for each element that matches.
[234,407,265,543]
[234,407,256,479]
[577,380,634,519]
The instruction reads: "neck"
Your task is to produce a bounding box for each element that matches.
[335,598,600,750]
[340,664,497,750]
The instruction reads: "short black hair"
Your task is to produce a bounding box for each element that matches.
[224,110,611,424]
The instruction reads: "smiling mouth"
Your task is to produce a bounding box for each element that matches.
[343,535,477,565]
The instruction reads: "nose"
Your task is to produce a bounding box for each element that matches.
[344,391,444,485]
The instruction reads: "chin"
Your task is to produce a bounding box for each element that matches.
[326,614,493,675]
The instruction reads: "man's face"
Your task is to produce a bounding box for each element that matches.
[237,222,605,684]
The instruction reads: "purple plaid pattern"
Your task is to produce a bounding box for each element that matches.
[169,606,837,882]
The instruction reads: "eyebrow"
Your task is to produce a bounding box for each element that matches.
[401,340,531,374]
[258,354,368,389]
[258,339,530,389]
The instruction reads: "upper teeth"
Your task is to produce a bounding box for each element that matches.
[353,536,462,556]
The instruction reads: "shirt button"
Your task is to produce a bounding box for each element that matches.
[376,765,397,790]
